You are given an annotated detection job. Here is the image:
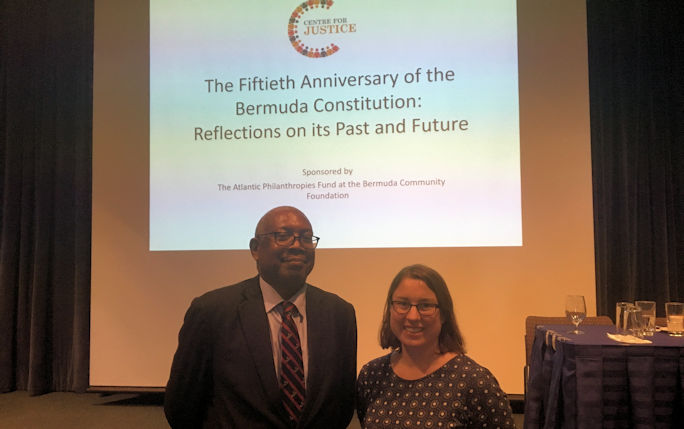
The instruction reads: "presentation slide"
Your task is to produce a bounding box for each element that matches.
[149,0,521,250]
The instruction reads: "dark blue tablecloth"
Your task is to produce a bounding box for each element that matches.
[524,324,684,429]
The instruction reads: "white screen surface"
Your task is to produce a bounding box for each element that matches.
[149,0,521,250]
[92,0,595,395]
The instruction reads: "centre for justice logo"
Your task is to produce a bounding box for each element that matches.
[288,0,356,58]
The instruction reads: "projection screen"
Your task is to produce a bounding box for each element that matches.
[92,0,595,395]
[149,0,522,250]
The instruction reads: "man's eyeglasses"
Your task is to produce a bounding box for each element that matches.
[256,231,320,249]
[390,301,440,316]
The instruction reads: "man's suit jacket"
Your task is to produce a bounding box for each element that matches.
[164,276,357,428]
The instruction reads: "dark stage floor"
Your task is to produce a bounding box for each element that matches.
[0,390,523,428]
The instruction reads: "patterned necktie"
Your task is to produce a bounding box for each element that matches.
[278,301,305,424]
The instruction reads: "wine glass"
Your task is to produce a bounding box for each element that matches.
[565,295,587,334]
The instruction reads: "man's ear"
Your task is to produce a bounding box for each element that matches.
[249,237,259,258]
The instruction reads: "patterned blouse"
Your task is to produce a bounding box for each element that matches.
[356,353,515,428]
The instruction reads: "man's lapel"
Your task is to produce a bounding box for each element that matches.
[300,286,326,423]
[237,279,283,410]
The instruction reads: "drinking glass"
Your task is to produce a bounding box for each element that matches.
[623,307,644,337]
[665,302,684,336]
[615,302,633,333]
[635,300,656,336]
[565,295,587,334]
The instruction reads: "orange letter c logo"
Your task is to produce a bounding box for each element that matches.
[288,1,340,58]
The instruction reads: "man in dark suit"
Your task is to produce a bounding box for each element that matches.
[164,206,357,428]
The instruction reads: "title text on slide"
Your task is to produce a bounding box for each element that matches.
[235,95,420,116]
[195,67,463,141]
[204,67,454,93]
[193,118,468,141]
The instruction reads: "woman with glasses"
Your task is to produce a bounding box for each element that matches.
[356,264,515,428]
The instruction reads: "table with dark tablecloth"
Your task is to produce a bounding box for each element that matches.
[524,324,684,428]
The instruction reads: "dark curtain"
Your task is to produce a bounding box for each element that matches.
[0,1,93,393]
[588,0,684,317]
[0,0,681,393]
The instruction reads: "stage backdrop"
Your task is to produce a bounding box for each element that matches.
[92,0,594,395]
